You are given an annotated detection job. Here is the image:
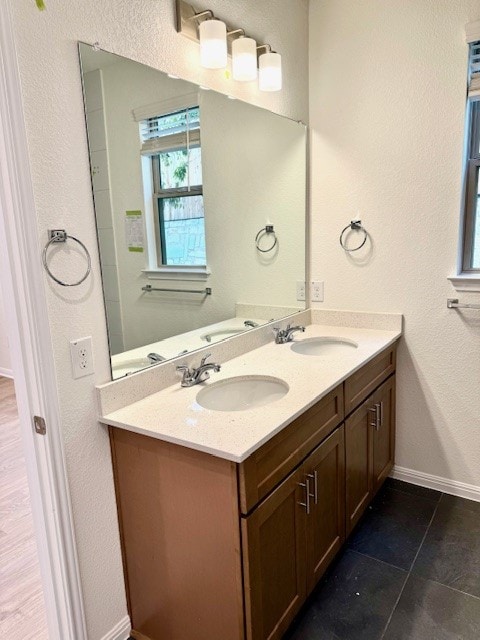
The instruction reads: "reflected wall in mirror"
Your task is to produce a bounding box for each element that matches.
[78,43,307,379]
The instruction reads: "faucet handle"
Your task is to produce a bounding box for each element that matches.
[200,353,212,366]
[176,364,190,377]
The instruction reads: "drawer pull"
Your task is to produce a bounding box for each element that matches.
[380,400,384,428]
[298,479,311,515]
[307,471,318,504]
[375,403,381,430]
[368,406,377,429]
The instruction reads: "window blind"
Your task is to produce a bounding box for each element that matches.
[468,41,480,99]
[140,107,200,156]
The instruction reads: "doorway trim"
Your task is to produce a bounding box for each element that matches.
[0,2,87,639]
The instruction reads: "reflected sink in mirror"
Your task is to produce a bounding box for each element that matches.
[201,327,246,342]
[290,337,358,356]
[111,356,157,377]
[196,375,289,412]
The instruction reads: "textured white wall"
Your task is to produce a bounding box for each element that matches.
[0,283,12,375]
[309,0,480,488]
[9,1,308,638]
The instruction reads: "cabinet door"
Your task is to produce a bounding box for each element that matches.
[242,467,307,640]
[372,376,396,492]
[304,426,345,593]
[345,397,374,535]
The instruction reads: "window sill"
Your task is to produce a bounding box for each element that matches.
[448,274,480,292]
[142,266,210,281]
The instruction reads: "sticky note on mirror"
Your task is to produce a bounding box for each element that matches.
[125,210,144,253]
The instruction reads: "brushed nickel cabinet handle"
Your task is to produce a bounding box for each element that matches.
[298,479,311,515]
[307,471,318,504]
[375,403,381,430]
[380,400,384,428]
[368,406,377,429]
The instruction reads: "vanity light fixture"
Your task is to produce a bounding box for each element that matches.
[199,16,227,69]
[232,33,258,82]
[175,0,282,91]
[258,45,282,92]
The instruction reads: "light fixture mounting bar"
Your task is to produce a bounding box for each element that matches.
[175,0,263,57]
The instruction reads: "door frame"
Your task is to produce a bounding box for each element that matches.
[0,2,87,639]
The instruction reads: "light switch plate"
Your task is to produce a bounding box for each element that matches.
[70,336,94,379]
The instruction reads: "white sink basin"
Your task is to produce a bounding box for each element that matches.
[196,375,289,412]
[290,337,358,356]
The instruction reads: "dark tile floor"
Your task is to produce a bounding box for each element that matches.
[285,479,480,640]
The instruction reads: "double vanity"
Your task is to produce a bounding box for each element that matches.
[98,311,402,640]
[80,37,402,640]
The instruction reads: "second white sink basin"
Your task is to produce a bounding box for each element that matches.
[196,375,289,412]
[290,337,358,356]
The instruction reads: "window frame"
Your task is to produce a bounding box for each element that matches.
[151,150,205,268]
[137,100,210,279]
[462,100,480,272]
[459,38,480,278]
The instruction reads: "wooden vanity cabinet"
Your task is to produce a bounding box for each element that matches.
[242,427,345,640]
[345,375,396,534]
[241,466,307,640]
[304,426,345,593]
[109,343,398,640]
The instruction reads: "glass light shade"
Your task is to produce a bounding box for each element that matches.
[199,19,227,69]
[259,52,282,92]
[232,36,257,82]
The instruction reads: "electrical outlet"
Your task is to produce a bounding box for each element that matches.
[296,280,306,301]
[70,336,94,379]
[311,281,324,302]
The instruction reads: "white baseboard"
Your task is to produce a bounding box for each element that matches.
[391,465,480,503]
[100,615,131,640]
[0,366,13,378]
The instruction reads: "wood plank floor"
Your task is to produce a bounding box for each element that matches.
[0,376,48,639]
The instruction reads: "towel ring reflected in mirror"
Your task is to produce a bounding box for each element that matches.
[255,224,278,253]
[42,229,92,287]
[339,219,368,252]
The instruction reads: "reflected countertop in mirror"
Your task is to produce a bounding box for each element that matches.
[78,42,307,379]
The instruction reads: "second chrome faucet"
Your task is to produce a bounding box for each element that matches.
[273,323,305,344]
[176,353,221,387]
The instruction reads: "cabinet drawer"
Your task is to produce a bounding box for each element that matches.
[239,384,344,514]
[344,344,396,416]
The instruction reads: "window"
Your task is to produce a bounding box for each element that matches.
[140,106,206,267]
[462,42,480,272]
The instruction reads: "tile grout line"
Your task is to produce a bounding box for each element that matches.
[422,577,480,601]
[378,492,443,639]
[348,548,410,573]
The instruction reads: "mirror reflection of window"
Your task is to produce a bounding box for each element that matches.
[140,106,206,266]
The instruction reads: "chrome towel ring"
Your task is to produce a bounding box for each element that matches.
[42,229,92,287]
[255,224,277,253]
[339,219,368,252]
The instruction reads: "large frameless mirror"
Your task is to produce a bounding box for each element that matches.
[78,43,307,379]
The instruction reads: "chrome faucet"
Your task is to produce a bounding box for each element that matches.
[176,353,221,387]
[273,323,306,344]
[147,352,166,364]
[244,320,259,328]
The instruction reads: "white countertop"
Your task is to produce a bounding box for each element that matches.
[100,323,401,463]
